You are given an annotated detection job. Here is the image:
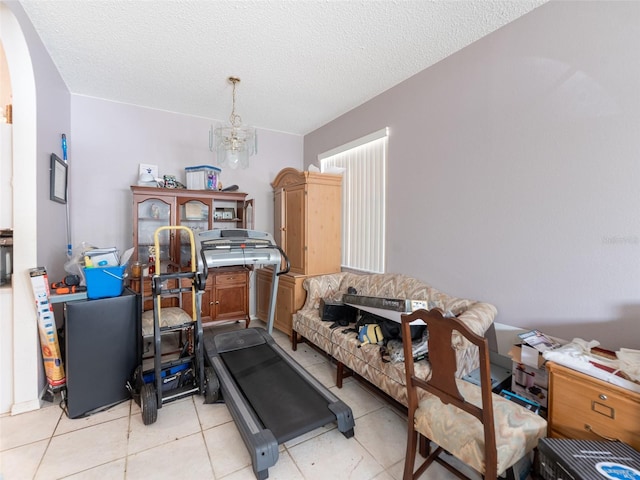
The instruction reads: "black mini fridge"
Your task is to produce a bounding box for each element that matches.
[65,288,141,418]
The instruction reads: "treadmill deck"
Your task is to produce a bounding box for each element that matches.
[215,329,336,443]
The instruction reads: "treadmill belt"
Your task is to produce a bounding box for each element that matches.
[221,343,336,443]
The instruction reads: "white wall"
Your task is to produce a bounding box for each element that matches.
[304,0,640,350]
[1,1,42,414]
[68,95,303,257]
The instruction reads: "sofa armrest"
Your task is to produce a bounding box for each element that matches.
[300,272,348,312]
[452,302,498,350]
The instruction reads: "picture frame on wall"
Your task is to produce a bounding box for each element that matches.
[50,153,68,204]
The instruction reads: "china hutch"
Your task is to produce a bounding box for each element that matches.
[130,186,253,326]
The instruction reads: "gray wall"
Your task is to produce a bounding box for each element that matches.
[304,0,640,350]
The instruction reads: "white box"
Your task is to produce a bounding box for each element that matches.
[185,165,220,190]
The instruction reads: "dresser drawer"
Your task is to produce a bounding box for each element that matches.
[215,272,246,285]
[547,362,640,450]
[211,266,248,286]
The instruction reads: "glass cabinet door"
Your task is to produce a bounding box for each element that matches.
[177,198,210,268]
[137,198,172,267]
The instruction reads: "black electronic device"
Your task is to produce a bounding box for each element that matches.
[319,298,357,324]
[538,438,640,480]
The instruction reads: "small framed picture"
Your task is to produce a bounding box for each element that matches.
[215,208,236,220]
[50,153,68,204]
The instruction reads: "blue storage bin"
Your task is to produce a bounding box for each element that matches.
[84,265,125,299]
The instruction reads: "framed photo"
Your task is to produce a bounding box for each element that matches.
[214,207,236,220]
[50,153,68,204]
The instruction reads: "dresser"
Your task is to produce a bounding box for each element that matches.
[546,361,640,450]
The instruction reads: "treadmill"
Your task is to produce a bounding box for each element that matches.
[196,229,355,480]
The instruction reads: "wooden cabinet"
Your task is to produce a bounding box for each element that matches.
[547,361,640,450]
[271,168,342,276]
[256,169,342,335]
[130,186,252,326]
[256,267,306,336]
[178,266,250,325]
[210,267,249,323]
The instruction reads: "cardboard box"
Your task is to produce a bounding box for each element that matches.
[509,344,549,408]
[29,267,65,388]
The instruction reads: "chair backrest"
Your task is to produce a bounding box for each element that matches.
[401,308,498,475]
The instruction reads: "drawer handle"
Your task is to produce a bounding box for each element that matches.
[592,401,615,419]
[585,424,619,442]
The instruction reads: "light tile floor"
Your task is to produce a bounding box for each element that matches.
[1,321,476,480]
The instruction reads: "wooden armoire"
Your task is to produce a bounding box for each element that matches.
[256,168,342,335]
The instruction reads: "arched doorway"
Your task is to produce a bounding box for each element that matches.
[1,2,41,415]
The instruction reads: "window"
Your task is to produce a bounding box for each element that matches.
[319,128,387,273]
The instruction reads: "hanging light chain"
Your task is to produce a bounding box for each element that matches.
[229,76,242,128]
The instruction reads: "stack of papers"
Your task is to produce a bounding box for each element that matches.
[83,247,134,268]
[518,330,562,353]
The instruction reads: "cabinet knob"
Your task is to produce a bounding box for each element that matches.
[215,300,220,305]
[599,394,607,401]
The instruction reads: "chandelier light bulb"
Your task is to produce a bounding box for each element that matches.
[228,151,240,169]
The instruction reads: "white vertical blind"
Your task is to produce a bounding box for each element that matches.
[320,128,387,273]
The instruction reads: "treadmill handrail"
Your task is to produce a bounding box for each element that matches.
[274,245,290,276]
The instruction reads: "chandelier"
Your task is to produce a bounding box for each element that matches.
[213,76,257,170]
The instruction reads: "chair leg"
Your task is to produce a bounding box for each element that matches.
[418,433,429,457]
[404,421,418,480]
[291,331,298,351]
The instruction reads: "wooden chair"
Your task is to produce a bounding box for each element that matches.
[400,309,547,479]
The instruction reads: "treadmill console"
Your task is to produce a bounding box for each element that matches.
[196,229,281,270]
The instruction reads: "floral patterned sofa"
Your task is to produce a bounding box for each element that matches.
[291,272,498,407]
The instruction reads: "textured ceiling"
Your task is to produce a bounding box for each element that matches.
[20,0,547,135]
